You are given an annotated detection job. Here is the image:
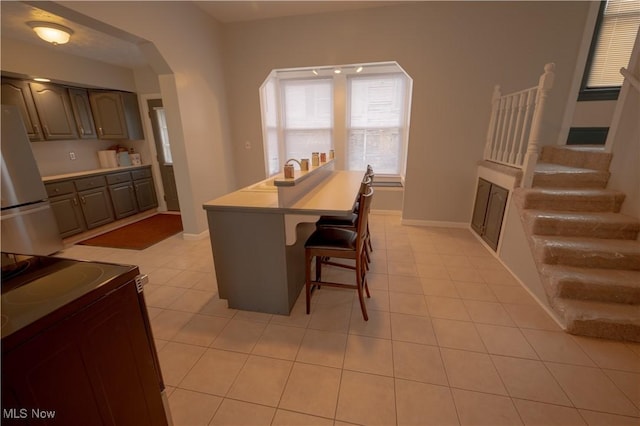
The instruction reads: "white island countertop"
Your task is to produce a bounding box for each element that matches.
[203,170,364,216]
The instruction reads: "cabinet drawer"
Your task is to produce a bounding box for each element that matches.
[45,181,75,197]
[75,175,106,191]
[131,168,151,180]
[106,172,132,185]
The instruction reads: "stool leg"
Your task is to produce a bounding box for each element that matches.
[305,250,312,314]
[355,255,368,321]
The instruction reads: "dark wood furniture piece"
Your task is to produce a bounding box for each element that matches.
[471,178,509,251]
[1,255,169,426]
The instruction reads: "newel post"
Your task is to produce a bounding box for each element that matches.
[484,85,502,161]
[521,63,555,188]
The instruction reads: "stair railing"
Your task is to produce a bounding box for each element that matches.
[483,63,556,187]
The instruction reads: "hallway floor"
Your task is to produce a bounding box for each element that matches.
[58,214,640,426]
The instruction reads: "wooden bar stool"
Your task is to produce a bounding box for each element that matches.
[304,186,374,320]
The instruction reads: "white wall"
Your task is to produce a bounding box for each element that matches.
[55,1,236,236]
[220,1,592,224]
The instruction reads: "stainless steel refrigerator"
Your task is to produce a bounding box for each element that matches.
[1,104,63,255]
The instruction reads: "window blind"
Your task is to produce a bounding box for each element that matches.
[348,74,406,174]
[282,79,333,160]
[587,0,640,88]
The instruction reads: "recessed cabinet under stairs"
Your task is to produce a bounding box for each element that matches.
[471,178,509,250]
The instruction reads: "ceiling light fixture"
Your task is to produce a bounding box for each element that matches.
[28,21,73,45]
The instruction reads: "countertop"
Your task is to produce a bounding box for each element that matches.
[42,164,151,183]
[203,170,364,216]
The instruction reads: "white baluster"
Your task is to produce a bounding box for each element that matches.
[504,93,518,163]
[484,85,501,161]
[521,63,555,187]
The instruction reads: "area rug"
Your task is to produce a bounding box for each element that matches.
[78,214,183,250]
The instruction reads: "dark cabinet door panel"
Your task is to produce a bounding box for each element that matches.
[29,82,78,140]
[1,78,43,141]
[134,178,159,211]
[49,193,86,238]
[79,187,115,229]
[68,87,98,139]
[109,182,138,219]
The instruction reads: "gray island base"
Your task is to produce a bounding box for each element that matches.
[203,162,364,315]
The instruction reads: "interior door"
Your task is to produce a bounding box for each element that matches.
[147,99,179,211]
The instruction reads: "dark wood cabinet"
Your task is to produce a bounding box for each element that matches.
[90,91,144,140]
[78,186,115,229]
[471,178,508,251]
[68,87,98,139]
[29,82,78,140]
[1,78,43,141]
[2,268,168,426]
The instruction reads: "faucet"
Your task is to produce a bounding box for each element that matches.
[285,158,301,168]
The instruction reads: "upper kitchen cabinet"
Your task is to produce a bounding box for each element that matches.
[68,88,98,139]
[89,91,144,140]
[1,78,44,141]
[29,82,78,140]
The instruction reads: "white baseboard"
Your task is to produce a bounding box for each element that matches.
[400,218,469,228]
[182,230,209,240]
[371,209,402,215]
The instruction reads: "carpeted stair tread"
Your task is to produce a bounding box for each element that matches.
[540,146,612,171]
[540,264,640,304]
[533,163,609,188]
[551,297,640,342]
[520,187,625,212]
[523,210,640,239]
[532,235,640,270]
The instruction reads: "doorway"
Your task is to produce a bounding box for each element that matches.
[147,99,180,211]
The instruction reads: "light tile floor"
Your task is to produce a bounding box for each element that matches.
[58,214,640,426]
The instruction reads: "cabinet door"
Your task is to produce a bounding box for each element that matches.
[134,178,158,211]
[68,87,98,139]
[1,78,43,141]
[78,187,115,229]
[89,91,128,139]
[109,182,138,219]
[29,82,78,140]
[471,178,491,235]
[482,185,509,250]
[49,193,87,238]
[121,91,144,140]
[2,282,168,425]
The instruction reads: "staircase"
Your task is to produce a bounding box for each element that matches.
[513,145,640,342]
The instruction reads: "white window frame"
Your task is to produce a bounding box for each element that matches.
[259,61,413,182]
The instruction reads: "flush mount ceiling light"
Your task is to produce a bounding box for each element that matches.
[27,21,73,45]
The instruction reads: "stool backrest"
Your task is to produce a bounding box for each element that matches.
[356,186,374,250]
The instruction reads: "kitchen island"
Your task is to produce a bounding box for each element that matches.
[203,162,364,315]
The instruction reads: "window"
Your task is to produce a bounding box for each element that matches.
[282,79,333,161]
[259,62,412,179]
[580,0,640,100]
[348,74,407,174]
[153,107,172,164]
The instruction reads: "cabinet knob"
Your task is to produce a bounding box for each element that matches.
[43,125,50,136]
[79,126,85,135]
[81,196,86,204]
[98,127,103,136]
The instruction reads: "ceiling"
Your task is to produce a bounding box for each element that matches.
[1,1,401,70]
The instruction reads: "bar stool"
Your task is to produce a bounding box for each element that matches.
[316,172,374,262]
[304,186,374,320]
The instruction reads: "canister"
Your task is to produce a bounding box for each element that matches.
[329,149,335,160]
[311,152,319,166]
[301,159,309,171]
[284,163,294,178]
[320,152,327,162]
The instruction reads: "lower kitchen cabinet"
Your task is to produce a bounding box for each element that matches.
[134,178,158,212]
[109,182,138,219]
[49,193,87,238]
[45,166,158,238]
[471,178,509,251]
